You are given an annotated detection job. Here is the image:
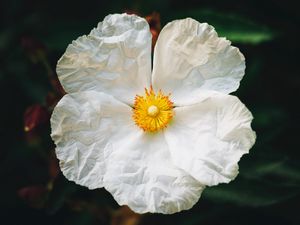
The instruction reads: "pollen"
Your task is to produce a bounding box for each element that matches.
[133,87,174,132]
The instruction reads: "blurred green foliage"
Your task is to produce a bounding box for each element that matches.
[168,9,276,44]
[1,0,300,225]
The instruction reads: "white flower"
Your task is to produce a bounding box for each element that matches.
[50,13,256,214]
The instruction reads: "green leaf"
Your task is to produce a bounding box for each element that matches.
[45,175,79,214]
[242,157,300,186]
[65,211,94,225]
[203,177,299,207]
[166,9,276,44]
[42,20,96,51]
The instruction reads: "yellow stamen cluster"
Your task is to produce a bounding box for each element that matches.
[133,87,174,132]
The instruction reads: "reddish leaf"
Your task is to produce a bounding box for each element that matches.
[24,104,49,132]
[21,36,47,64]
[150,28,159,50]
[46,92,60,110]
[145,12,161,50]
[18,185,47,208]
[49,150,60,180]
[50,76,66,96]
[124,10,140,16]
[145,12,161,31]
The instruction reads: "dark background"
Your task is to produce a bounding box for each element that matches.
[1,0,300,225]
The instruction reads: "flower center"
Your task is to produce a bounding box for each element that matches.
[133,87,173,132]
[147,105,159,117]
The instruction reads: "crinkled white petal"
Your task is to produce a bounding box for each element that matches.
[152,18,245,106]
[56,13,152,104]
[50,91,133,189]
[164,91,256,186]
[103,131,204,214]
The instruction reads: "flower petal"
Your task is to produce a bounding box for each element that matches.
[164,92,256,186]
[57,13,152,105]
[103,131,204,214]
[152,18,245,106]
[50,91,133,189]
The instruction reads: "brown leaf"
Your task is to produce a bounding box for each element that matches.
[111,206,141,225]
